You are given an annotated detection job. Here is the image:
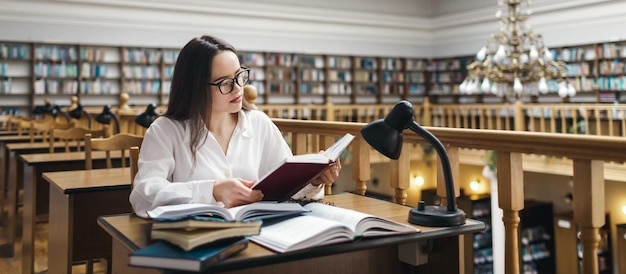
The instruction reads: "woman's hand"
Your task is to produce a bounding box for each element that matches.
[311,156,342,187]
[213,178,263,208]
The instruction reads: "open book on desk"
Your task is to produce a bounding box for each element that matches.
[146,201,309,222]
[252,133,355,202]
[250,202,420,253]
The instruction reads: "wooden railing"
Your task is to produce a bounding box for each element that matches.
[271,118,626,274]
[256,98,626,137]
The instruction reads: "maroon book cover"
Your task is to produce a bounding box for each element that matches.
[253,162,333,202]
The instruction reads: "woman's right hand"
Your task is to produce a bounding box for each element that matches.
[213,178,263,208]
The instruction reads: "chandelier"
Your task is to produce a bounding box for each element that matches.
[459,0,576,99]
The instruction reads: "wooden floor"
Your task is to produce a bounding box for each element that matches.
[0,207,108,273]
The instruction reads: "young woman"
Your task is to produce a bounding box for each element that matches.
[129,35,340,218]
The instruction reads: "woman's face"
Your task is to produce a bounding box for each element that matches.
[209,51,244,115]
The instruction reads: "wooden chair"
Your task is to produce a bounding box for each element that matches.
[48,126,106,153]
[84,133,143,170]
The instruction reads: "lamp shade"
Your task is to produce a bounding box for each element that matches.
[135,103,158,128]
[69,103,83,119]
[360,100,415,159]
[95,105,112,125]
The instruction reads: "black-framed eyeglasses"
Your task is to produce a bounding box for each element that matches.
[209,67,250,95]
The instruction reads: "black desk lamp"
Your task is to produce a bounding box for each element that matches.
[95,105,120,134]
[360,100,465,227]
[135,103,159,128]
[68,103,92,128]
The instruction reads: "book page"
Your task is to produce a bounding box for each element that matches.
[322,133,355,160]
[228,202,309,221]
[303,203,418,237]
[147,203,233,221]
[250,215,354,253]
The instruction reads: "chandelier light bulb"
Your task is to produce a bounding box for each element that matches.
[481,78,491,93]
[494,45,506,63]
[538,77,549,94]
[459,79,468,94]
[513,77,523,94]
[529,46,539,61]
[544,48,553,61]
[558,82,568,98]
[491,83,498,95]
[476,46,487,61]
[567,82,576,97]
[519,53,529,66]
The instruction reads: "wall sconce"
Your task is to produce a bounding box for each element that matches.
[469,179,481,192]
[413,176,424,187]
[622,205,626,215]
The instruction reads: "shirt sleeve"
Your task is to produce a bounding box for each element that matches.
[129,118,216,218]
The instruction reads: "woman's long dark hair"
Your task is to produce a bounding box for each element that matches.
[165,35,237,163]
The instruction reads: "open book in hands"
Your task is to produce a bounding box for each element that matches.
[250,202,420,253]
[252,133,355,202]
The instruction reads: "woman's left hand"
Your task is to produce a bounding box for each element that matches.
[311,157,341,187]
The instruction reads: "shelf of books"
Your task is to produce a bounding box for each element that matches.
[353,56,378,104]
[326,55,353,104]
[0,42,31,115]
[295,54,326,104]
[4,39,626,116]
[405,58,427,103]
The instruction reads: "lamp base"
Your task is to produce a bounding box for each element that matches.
[408,204,466,227]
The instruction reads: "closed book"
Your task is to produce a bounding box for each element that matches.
[129,237,248,272]
[151,220,261,251]
[252,133,354,201]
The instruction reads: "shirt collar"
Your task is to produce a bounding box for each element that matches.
[236,110,254,138]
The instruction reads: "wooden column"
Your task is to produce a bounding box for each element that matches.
[321,135,336,195]
[573,159,604,274]
[513,100,525,131]
[351,137,370,195]
[422,97,432,126]
[496,151,524,274]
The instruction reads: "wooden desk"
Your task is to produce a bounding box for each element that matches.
[98,193,486,274]
[16,152,125,274]
[0,140,58,257]
[45,168,132,274]
[0,135,43,199]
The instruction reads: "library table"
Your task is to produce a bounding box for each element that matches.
[17,153,125,274]
[98,193,486,274]
[0,135,43,198]
[0,140,66,257]
[44,167,131,274]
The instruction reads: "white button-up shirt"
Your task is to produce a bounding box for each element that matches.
[130,109,323,218]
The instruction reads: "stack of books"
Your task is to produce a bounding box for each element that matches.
[129,202,309,272]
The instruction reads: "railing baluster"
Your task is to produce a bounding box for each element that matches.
[390,144,410,205]
[573,159,604,274]
[351,137,370,195]
[496,151,524,274]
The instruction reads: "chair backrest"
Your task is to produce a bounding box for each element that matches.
[84,133,143,169]
[130,146,140,191]
[29,119,75,143]
[49,126,106,153]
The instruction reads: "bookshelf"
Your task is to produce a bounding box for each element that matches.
[4,39,626,116]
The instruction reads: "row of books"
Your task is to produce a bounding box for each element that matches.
[0,44,30,59]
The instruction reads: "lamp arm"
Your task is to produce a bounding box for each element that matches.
[111,112,120,134]
[81,110,92,128]
[408,121,457,212]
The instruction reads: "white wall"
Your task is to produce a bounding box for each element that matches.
[1,0,625,57]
